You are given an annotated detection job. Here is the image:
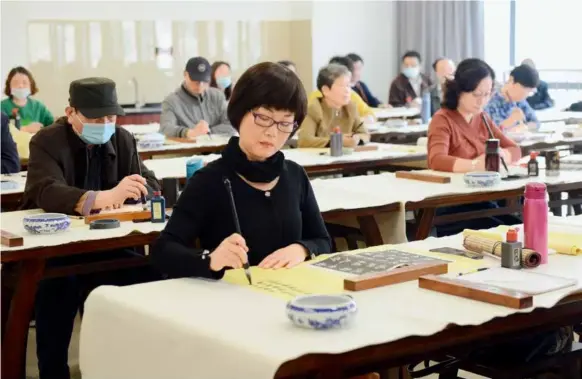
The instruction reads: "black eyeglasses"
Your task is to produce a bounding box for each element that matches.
[252,112,297,134]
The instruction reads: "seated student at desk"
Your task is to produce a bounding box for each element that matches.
[428,58,521,236]
[160,56,235,138]
[21,77,160,379]
[1,112,20,174]
[431,57,455,115]
[484,64,540,132]
[388,51,433,107]
[298,64,370,148]
[210,60,233,101]
[308,56,375,120]
[347,53,387,108]
[152,62,331,278]
[1,66,54,133]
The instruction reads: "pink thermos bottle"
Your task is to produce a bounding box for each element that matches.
[523,182,548,264]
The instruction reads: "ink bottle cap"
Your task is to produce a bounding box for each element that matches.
[529,151,538,160]
[506,228,518,243]
[153,191,162,196]
[333,126,341,134]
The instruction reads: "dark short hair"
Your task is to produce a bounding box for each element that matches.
[4,66,39,96]
[432,57,445,71]
[442,58,495,110]
[346,53,363,63]
[227,62,307,130]
[277,60,295,69]
[209,61,232,100]
[329,56,354,73]
[509,64,539,89]
[316,64,350,92]
[402,50,422,62]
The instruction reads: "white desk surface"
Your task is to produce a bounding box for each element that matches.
[0,171,27,195]
[144,144,427,179]
[79,223,581,379]
[373,107,420,119]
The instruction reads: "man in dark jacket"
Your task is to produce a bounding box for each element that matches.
[22,77,160,379]
[1,112,20,174]
[388,50,433,107]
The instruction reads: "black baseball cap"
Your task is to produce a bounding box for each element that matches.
[185,57,211,82]
[69,77,125,118]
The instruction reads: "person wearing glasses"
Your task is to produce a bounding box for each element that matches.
[160,56,236,138]
[298,64,370,148]
[427,58,521,236]
[152,62,331,278]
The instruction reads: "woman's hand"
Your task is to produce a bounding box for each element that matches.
[258,243,308,269]
[209,233,249,271]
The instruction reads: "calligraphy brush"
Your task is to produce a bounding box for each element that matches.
[131,135,148,210]
[223,178,252,285]
[481,113,510,173]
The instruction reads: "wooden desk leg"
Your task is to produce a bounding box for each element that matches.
[2,258,46,379]
[357,215,384,247]
[415,208,436,241]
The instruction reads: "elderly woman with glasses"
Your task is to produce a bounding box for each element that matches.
[298,63,370,148]
[152,62,331,278]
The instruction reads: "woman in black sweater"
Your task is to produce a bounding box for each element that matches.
[152,62,331,279]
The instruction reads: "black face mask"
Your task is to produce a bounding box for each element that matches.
[221,136,284,183]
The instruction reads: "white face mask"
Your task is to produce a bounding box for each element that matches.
[11,87,31,100]
[402,67,420,79]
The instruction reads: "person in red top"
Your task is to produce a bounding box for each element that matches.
[427,58,522,236]
[428,58,521,172]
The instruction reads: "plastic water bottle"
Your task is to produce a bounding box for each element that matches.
[523,182,548,264]
[186,157,204,179]
[330,126,343,157]
[421,90,431,124]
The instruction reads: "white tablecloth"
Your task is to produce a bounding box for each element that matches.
[0,171,27,195]
[373,107,420,119]
[0,209,165,252]
[144,144,427,180]
[79,227,582,379]
[536,109,582,124]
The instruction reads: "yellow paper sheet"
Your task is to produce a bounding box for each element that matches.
[223,245,487,300]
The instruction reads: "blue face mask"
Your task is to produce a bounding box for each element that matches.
[216,76,232,89]
[76,116,116,145]
[402,67,420,79]
[11,88,31,100]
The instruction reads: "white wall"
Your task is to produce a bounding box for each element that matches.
[311,1,398,102]
[1,0,398,101]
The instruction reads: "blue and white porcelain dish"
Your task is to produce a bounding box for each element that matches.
[286,294,357,330]
[464,171,501,188]
[23,213,71,235]
[137,133,165,149]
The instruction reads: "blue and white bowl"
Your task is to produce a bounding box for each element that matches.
[137,133,165,149]
[464,171,501,188]
[286,294,357,330]
[23,213,71,235]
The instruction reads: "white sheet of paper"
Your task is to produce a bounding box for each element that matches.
[456,267,578,295]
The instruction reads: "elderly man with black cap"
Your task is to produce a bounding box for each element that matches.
[160,56,235,138]
[22,77,160,379]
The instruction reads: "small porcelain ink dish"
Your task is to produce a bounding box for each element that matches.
[23,213,71,235]
[137,133,165,149]
[286,294,357,330]
[463,171,501,188]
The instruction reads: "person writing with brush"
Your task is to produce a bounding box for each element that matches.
[152,62,331,279]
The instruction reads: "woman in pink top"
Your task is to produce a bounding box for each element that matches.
[427,58,522,236]
[428,58,521,172]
